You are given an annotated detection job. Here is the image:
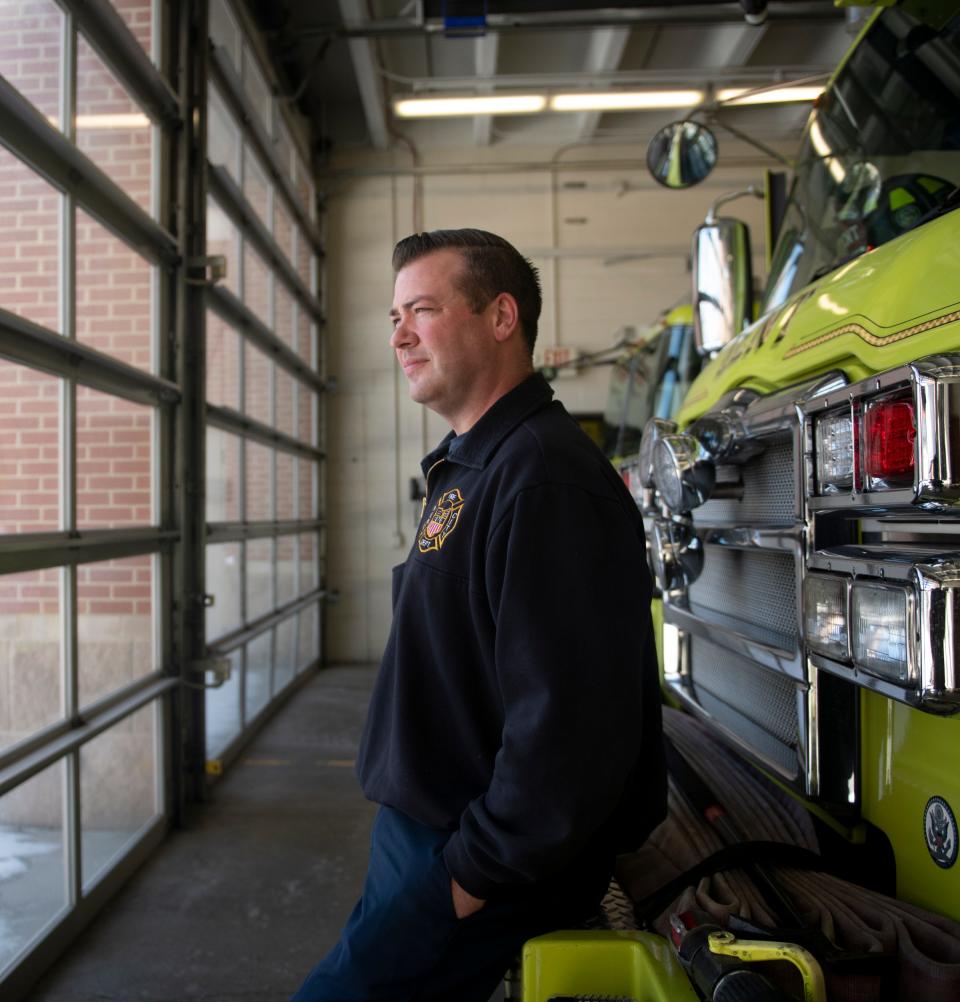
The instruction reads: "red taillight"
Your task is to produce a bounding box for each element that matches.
[864,396,916,484]
[620,468,632,490]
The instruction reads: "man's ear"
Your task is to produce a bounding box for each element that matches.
[491,292,520,344]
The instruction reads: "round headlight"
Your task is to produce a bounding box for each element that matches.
[653,433,716,512]
[638,418,677,489]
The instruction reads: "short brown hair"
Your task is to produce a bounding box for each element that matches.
[392,229,542,355]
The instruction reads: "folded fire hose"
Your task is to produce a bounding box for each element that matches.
[606,708,960,1002]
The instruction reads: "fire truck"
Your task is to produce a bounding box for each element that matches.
[522,6,960,1001]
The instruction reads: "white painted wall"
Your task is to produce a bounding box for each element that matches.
[323,139,779,662]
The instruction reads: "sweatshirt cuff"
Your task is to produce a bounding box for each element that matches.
[442,832,503,901]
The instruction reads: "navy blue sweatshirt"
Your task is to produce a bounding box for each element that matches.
[356,373,666,900]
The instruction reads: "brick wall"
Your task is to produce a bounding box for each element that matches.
[1,0,319,831]
[277,452,294,520]
[77,209,153,371]
[0,150,61,333]
[207,309,241,410]
[76,386,152,528]
[77,28,152,218]
[0,360,60,533]
[245,441,272,521]
[207,427,240,522]
[0,0,158,829]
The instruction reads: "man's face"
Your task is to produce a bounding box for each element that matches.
[390,249,496,428]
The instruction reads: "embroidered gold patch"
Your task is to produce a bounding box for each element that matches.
[418,488,465,553]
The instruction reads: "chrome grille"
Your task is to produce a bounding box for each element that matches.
[688,546,797,652]
[688,636,801,778]
[694,438,795,525]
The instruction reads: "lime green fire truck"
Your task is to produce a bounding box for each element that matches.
[638,0,960,914]
[558,5,960,1000]
[601,304,699,461]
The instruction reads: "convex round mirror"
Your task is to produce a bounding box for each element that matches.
[646,121,718,189]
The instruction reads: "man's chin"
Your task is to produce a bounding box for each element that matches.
[406,380,433,405]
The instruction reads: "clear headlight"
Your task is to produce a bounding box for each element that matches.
[805,574,848,660]
[652,433,715,513]
[851,581,913,683]
[815,407,854,494]
[638,418,677,489]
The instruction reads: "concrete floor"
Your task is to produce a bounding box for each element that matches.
[28,665,381,1001]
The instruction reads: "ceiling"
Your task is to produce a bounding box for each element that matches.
[246,1,869,163]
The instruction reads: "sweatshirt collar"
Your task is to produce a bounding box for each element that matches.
[420,373,554,474]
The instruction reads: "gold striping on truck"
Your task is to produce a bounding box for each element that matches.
[783,308,960,358]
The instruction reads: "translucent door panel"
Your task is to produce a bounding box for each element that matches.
[245,631,272,721]
[0,0,63,123]
[77,554,155,709]
[77,34,154,218]
[0,568,62,754]
[205,649,242,758]
[205,543,242,642]
[0,360,61,535]
[0,151,60,332]
[80,701,160,892]
[275,615,296,691]
[276,534,296,606]
[245,442,273,522]
[76,209,154,372]
[298,604,318,673]
[77,387,154,529]
[0,761,66,978]
[206,427,241,523]
[246,537,272,621]
[206,313,241,410]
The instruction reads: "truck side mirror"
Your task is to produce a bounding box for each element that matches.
[646,121,718,189]
[691,217,753,356]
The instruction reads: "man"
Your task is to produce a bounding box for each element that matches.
[292,229,666,1002]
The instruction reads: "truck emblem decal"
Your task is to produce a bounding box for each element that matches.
[784,307,960,359]
[923,796,957,869]
[418,488,465,554]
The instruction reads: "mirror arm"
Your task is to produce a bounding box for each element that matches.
[706,114,795,170]
[705,185,764,224]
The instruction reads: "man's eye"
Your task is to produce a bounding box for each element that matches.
[414,307,432,314]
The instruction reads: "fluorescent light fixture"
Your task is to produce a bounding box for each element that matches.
[718,85,824,105]
[551,90,703,111]
[393,95,546,118]
[47,113,152,130]
[78,113,151,129]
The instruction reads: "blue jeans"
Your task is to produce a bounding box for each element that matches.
[290,806,612,1002]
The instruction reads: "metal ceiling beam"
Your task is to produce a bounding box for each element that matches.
[574,27,630,140]
[338,0,390,149]
[384,64,831,91]
[324,154,784,180]
[473,33,499,146]
[309,3,840,38]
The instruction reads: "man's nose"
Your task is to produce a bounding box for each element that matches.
[390,316,415,349]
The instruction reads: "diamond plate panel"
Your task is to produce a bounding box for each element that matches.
[689,636,802,777]
[688,546,797,652]
[694,438,796,526]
